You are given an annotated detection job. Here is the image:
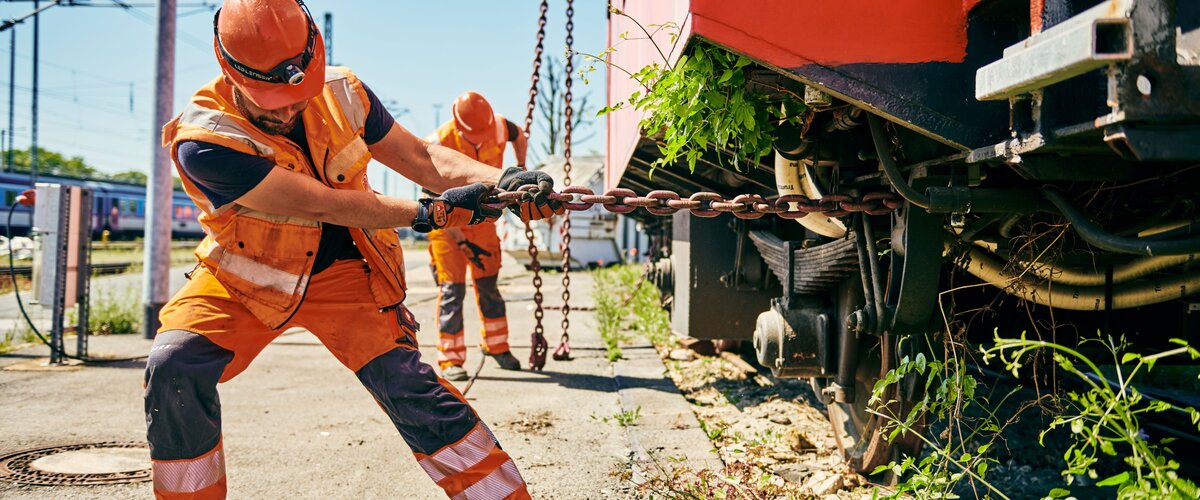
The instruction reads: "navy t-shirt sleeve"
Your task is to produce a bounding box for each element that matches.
[360,82,395,145]
[178,80,392,209]
[176,140,274,209]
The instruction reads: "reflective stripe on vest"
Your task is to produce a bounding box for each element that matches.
[418,422,496,483]
[325,68,366,132]
[152,442,226,494]
[176,103,277,157]
[210,244,310,296]
[451,458,524,500]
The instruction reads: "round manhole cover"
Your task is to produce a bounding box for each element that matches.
[0,442,151,486]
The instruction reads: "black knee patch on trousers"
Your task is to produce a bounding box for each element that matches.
[144,330,233,461]
[474,275,506,319]
[438,282,467,334]
[355,347,480,455]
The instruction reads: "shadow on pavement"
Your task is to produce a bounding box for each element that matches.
[474,370,682,395]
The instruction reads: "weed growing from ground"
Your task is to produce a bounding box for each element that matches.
[84,285,141,335]
[984,333,1200,499]
[594,406,642,427]
[593,265,671,361]
[0,322,38,353]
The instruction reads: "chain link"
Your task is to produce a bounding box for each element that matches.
[488,188,902,218]
[553,0,575,363]
[525,0,550,371]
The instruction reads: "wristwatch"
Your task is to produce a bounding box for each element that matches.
[412,198,435,233]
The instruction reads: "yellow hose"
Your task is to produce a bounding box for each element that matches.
[953,245,1200,311]
[1022,254,1199,286]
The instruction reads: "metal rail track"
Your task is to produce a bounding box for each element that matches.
[0,262,132,279]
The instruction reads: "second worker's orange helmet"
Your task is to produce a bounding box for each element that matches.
[213,0,326,110]
[452,92,497,145]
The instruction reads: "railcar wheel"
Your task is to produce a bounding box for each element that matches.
[812,277,924,475]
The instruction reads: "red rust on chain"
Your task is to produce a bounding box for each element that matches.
[557,0,575,362]
[490,185,904,227]
[524,0,550,372]
[645,190,681,216]
[601,188,638,214]
[559,185,595,211]
[689,192,724,218]
[731,194,767,219]
[624,196,659,208]
[667,199,702,210]
[709,201,749,212]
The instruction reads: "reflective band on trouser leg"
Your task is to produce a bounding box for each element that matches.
[474,276,509,355]
[145,330,236,500]
[355,348,529,499]
[152,441,227,499]
[438,333,467,367]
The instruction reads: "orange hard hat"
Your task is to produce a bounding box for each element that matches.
[452,92,497,145]
[213,0,326,110]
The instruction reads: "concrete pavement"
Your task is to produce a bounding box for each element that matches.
[0,246,718,498]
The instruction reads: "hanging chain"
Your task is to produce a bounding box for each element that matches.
[525,0,550,371]
[553,0,575,362]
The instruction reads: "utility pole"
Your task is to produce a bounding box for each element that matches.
[323,12,333,64]
[433,103,442,127]
[7,27,14,173]
[142,0,175,339]
[30,0,38,184]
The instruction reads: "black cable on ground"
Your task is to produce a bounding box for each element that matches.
[6,202,147,364]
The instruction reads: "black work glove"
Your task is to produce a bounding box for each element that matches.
[497,167,565,221]
[431,183,501,229]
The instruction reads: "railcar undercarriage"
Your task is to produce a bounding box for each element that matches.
[613,0,1200,473]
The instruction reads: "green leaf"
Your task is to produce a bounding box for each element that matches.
[1095,471,1130,487]
[1046,488,1071,498]
[1121,352,1139,364]
[976,461,988,477]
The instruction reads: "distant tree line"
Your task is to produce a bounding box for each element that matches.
[2,147,181,188]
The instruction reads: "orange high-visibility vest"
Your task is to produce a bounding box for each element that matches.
[162,67,407,329]
[433,113,509,168]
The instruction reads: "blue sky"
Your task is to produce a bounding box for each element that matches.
[0,1,608,198]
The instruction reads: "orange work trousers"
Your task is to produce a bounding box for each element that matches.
[427,222,509,368]
[144,260,529,499]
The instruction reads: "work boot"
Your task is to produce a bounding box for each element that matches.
[442,364,468,381]
[487,351,522,371]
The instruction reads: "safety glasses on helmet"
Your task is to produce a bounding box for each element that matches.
[212,0,317,86]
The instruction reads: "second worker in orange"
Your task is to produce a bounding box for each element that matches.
[424,92,529,380]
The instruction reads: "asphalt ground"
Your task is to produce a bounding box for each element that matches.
[0,246,718,499]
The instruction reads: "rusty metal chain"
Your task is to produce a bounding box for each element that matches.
[553,0,575,363]
[486,188,902,218]
[525,0,550,371]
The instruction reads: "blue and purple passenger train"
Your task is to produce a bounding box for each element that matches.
[0,171,204,238]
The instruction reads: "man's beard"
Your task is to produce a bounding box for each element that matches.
[232,89,301,136]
